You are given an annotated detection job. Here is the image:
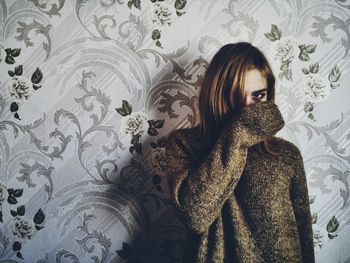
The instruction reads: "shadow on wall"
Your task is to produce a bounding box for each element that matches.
[107,91,193,262]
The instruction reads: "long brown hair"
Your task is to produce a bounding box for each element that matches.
[193,42,282,155]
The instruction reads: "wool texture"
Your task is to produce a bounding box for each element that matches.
[164,101,315,263]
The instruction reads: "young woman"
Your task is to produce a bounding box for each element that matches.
[164,42,314,262]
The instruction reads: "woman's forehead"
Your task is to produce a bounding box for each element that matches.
[244,69,268,91]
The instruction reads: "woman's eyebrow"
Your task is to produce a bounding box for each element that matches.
[253,88,268,93]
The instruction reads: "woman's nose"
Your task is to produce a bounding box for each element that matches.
[245,96,256,107]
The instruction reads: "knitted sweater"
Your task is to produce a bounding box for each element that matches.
[165,101,315,263]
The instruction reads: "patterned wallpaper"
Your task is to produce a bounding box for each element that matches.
[0,0,349,262]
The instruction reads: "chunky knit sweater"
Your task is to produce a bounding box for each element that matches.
[165,101,315,263]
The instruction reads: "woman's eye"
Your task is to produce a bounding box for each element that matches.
[253,93,266,100]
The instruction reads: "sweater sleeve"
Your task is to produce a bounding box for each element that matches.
[290,147,315,263]
[165,101,285,234]
[165,123,248,234]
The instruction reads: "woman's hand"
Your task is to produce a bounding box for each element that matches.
[229,100,285,148]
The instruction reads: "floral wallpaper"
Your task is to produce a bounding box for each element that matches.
[0,0,349,262]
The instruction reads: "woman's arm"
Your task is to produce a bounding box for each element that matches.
[290,147,315,262]
[165,101,285,234]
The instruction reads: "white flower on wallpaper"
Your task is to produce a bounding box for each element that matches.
[12,217,33,240]
[265,24,317,82]
[0,1,348,261]
[302,74,330,103]
[120,111,150,136]
[264,24,342,121]
[152,2,173,27]
[2,49,43,120]
[116,100,164,155]
[124,0,187,49]
[300,63,341,120]
[270,36,299,63]
[8,76,34,101]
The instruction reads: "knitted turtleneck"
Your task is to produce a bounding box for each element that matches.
[164,101,315,263]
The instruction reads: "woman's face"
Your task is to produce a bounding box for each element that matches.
[243,68,268,106]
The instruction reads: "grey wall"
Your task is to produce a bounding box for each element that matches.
[0,0,349,262]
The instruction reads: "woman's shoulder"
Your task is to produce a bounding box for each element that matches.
[166,125,200,144]
[274,137,307,181]
[274,137,304,162]
[166,126,203,161]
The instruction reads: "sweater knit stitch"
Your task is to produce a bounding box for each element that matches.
[164,101,315,263]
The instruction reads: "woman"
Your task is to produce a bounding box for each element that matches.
[164,42,315,262]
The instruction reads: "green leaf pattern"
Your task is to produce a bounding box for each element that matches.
[0,1,348,261]
[265,24,342,120]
